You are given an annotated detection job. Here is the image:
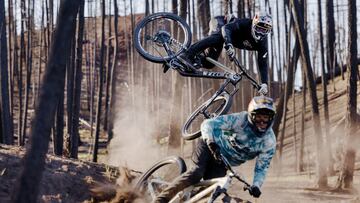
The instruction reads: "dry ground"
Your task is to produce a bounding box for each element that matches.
[0,144,120,203]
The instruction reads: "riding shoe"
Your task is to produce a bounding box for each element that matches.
[178,53,202,70]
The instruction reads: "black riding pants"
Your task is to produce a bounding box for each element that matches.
[186,32,224,69]
[154,139,227,203]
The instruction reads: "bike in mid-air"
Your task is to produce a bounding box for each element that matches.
[134,12,261,141]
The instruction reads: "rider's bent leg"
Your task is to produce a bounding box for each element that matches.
[153,140,226,203]
[185,32,224,61]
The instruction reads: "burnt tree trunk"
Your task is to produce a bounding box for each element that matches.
[104,0,112,132]
[237,0,245,18]
[290,0,327,188]
[299,65,307,172]
[168,0,187,155]
[93,0,106,162]
[107,0,119,142]
[0,0,14,144]
[21,0,34,145]
[18,0,26,145]
[65,23,76,157]
[11,0,80,201]
[71,0,85,158]
[197,0,210,36]
[53,93,65,156]
[336,0,358,190]
[326,0,336,88]
[317,0,333,175]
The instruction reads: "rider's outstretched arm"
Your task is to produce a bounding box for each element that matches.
[253,132,276,188]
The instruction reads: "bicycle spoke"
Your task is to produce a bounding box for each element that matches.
[182,94,231,140]
[134,13,191,63]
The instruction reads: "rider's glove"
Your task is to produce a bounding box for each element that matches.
[224,43,235,61]
[248,185,261,198]
[258,83,268,95]
[207,142,222,163]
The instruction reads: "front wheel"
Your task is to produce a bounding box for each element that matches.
[182,93,232,140]
[135,156,187,201]
[134,12,192,63]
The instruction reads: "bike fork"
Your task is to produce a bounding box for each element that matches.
[208,79,231,102]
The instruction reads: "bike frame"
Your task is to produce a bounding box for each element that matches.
[168,174,233,203]
[178,56,261,115]
[167,155,250,203]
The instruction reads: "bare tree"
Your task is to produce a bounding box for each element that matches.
[290,0,327,188]
[70,0,85,158]
[336,0,358,190]
[53,94,65,155]
[104,0,113,132]
[317,0,333,175]
[224,0,232,15]
[21,0,34,146]
[168,0,187,155]
[299,66,307,172]
[326,0,336,88]
[0,0,14,144]
[64,25,76,157]
[11,0,81,201]
[107,0,119,141]
[237,0,245,18]
[93,0,106,162]
[197,0,210,36]
[7,0,14,116]
[18,0,26,145]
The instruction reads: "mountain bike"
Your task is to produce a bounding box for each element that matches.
[134,12,261,141]
[135,155,251,203]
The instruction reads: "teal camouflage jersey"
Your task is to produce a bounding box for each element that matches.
[201,111,276,188]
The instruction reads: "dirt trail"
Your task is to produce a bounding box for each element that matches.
[1,144,359,202]
[199,160,360,203]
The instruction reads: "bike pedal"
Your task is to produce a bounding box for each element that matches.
[163,63,171,73]
[169,60,186,70]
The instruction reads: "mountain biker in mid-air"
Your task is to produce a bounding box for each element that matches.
[180,13,273,95]
[154,96,277,203]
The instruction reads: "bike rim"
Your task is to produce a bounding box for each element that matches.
[184,97,228,136]
[135,16,190,62]
[138,161,185,201]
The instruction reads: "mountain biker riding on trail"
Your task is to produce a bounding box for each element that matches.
[180,13,272,95]
[154,96,277,203]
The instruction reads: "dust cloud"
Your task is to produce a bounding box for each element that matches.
[106,83,173,172]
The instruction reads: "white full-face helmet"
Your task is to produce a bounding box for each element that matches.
[251,13,272,41]
[247,96,276,135]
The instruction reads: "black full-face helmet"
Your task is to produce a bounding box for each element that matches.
[247,96,276,135]
[251,13,272,41]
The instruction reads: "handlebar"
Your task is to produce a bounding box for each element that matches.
[219,154,251,190]
[231,57,261,91]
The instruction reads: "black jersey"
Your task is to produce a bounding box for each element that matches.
[222,18,269,83]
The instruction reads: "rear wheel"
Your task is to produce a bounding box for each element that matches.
[134,12,192,63]
[182,93,232,140]
[135,156,187,201]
